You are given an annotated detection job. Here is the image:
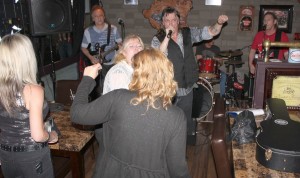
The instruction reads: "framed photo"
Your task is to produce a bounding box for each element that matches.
[124,0,138,5]
[258,5,293,33]
[252,61,300,109]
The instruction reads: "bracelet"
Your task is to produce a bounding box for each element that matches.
[46,132,51,142]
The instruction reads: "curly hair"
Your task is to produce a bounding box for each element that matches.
[129,48,177,110]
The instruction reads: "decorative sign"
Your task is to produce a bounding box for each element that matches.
[295,33,300,40]
[143,0,192,30]
[272,76,300,107]
[238,6,254,31]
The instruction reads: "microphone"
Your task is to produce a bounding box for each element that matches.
[167,30,172,38]
[262,24,266,30]
[118,18,124,25]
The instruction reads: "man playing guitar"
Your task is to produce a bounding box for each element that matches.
[81,5,122,97]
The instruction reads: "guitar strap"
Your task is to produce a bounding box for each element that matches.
[82,24,112,66]
[273,30,281,59]
[100,23,111,52]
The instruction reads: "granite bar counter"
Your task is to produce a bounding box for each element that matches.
[49,107,95,178]
[231,110,300,178]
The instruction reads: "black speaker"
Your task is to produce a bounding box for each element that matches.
[28,0,72,36]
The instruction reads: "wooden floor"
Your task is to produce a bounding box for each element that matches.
[63,120,217,178]
[0,121,216,178]
[187,121,217,178]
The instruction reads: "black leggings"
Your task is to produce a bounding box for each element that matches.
[0,147,54,178]
[90,64,114,100]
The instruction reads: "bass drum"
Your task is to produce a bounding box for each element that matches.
[192,77,214,121]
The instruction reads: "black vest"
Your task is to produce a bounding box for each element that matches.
[156,27,198,88]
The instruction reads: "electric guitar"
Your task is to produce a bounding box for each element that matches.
[85,43,119,65]
[95,43,119,64]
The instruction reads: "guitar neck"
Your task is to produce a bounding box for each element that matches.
[101,44,119,58]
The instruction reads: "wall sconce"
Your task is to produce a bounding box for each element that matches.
[124,0,138,5]
[205,0,222,6]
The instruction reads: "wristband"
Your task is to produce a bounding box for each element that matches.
[217,21,223,25]
[46,132,51,142]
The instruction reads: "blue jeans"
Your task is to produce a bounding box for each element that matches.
[174,90,194,136]
[58,41,72,58]
[220,72,227,97]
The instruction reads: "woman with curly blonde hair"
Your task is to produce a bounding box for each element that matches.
[129,47,177,109]
[71,48,191,178]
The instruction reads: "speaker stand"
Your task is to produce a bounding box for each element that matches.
[34,36,45,87]
[120,23,125,41]
[49,35,57,100]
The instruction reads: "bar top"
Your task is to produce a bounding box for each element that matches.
[233,141,300,177]
[232,110,300,177]
[49,109,94,152]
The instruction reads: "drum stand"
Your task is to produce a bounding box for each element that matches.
[225,66,238,107]
[224,60,244,107]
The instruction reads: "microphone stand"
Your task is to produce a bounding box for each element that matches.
[120,23,125,41]
[49,35,57,100]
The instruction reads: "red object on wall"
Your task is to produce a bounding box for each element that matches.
[295,33,300,40]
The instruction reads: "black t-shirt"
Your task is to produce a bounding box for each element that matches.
[195,44,220,58]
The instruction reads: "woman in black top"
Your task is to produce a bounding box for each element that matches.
[0,34,58,177]
[71,48,191,178]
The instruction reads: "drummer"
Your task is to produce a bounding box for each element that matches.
[195,38,227,97]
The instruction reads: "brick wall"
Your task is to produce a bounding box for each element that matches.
[100,0,300,72]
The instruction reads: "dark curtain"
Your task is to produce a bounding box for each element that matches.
[90,0,103,8]
[71,0,85,56]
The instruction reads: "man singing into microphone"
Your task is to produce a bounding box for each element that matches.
[151,6,228,145]
[248,12,289,75]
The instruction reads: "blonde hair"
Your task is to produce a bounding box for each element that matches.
[114,34,144,64]
[0,34,38,114]
[129,48,177,110]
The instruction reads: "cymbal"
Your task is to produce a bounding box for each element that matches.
[225,60,245,65]
[214,56,229,60]
[218,50,243,57]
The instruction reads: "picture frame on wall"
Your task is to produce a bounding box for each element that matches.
[124,0,138,5]
[258,5,293,33]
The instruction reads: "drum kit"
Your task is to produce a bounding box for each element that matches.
[198,49,244,82]
[194,49,244,120]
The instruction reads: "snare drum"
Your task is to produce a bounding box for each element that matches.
[198,58,219,80]
[199,58,215,73]
[192,77,214,121]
